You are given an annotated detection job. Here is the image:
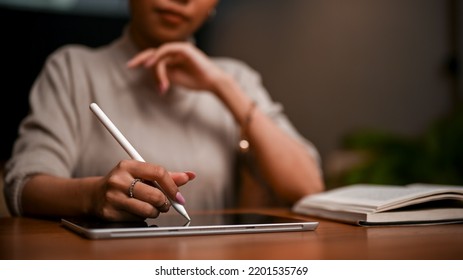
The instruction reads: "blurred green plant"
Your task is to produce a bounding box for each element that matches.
[334,103,463,186]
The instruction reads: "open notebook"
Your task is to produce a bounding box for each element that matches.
[293,183,463,226]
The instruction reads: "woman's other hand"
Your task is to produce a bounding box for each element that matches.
[127,42,227,95]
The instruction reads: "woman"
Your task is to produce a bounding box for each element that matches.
[4,0,324,221]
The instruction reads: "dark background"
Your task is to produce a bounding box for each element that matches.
[0,7,127,161]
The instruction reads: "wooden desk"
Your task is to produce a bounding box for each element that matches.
[1,208,462,260]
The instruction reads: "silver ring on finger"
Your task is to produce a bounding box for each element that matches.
[129,178,141,198]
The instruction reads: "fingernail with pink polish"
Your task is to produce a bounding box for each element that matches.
[184,171,196,180]
[176,192,186,205]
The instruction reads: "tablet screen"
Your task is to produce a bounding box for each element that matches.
[61,212,318,239]
[66,212,305,228]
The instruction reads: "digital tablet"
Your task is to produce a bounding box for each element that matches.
[61,212,318,239]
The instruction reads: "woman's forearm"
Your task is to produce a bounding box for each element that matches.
[213,76,325,204]
[21,174,100,218]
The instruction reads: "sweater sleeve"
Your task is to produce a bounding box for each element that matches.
[3,47,82,216]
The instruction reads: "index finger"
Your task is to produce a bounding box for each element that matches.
[126,49,156,68]
[126,160,185,205]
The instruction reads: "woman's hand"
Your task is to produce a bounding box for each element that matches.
[91,159,195,221]
[127,42,227,95]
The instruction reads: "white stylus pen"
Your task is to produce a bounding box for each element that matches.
[89,102,191,221]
